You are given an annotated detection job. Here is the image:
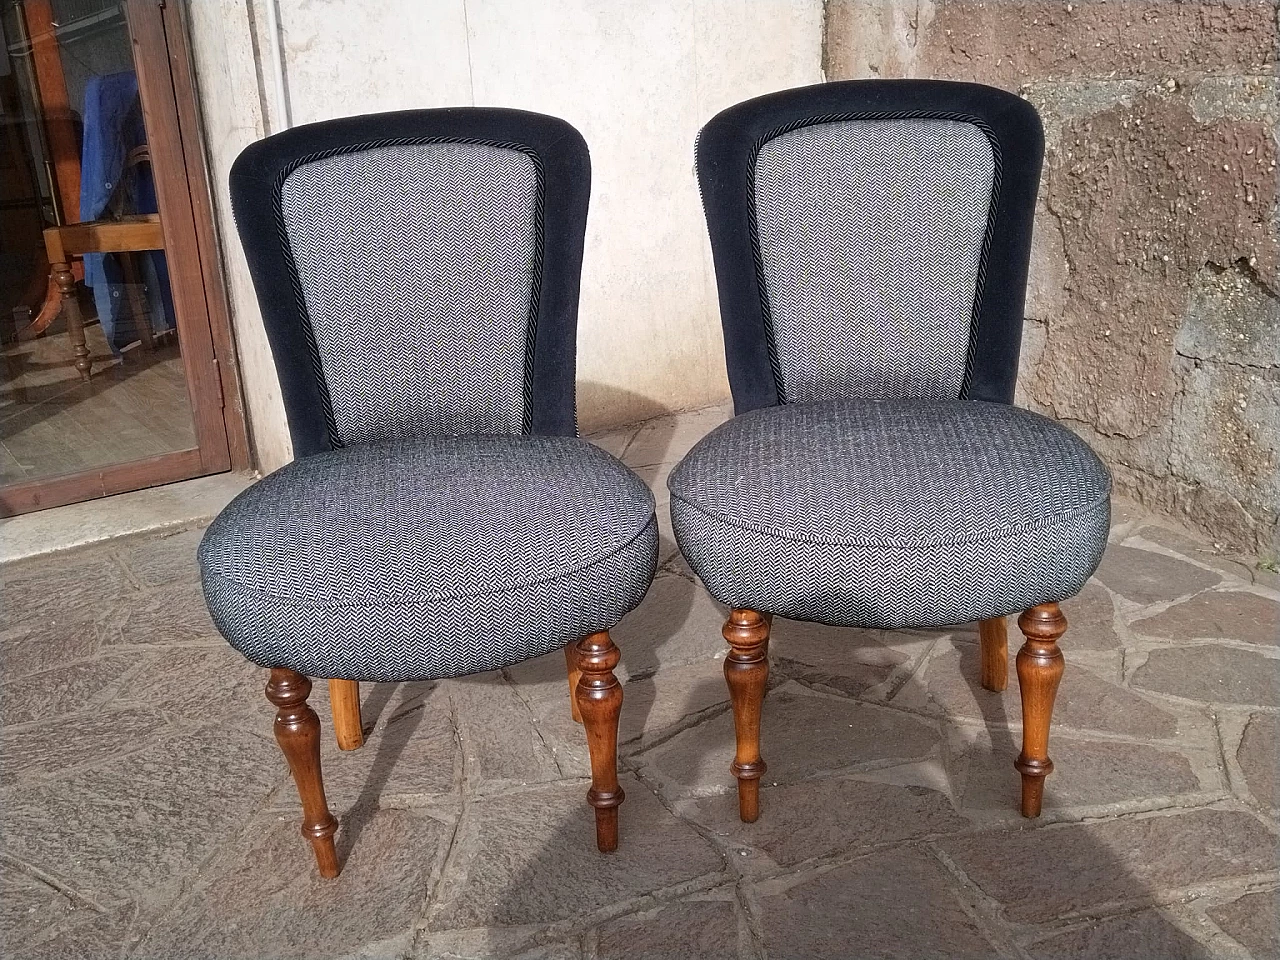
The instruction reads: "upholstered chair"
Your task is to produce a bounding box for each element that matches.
[198,109,656,876]
[671,81,1110,823]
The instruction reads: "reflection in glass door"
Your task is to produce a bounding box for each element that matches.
[0,0,236,513]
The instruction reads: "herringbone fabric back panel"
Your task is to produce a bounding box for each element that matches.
[753,118,995,402]
[280,143,538,442]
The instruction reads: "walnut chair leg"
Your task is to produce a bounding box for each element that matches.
[328,679,364,750]
[1014,603,1067,818]
[723,608,770,823]
[575,631,624,852]
[52,261,91,380]
[565,643,583,724]
[266,668,340,877]
[979,616,1009,692]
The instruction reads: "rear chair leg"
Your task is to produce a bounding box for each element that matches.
[575,631,624,851]
[723,609,770,823]
[1015,603,1067,818]
[329,679,364,750]
[979,616,1009,692]
[267,668,340,877]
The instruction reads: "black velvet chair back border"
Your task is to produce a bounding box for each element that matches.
[230,108,590,456]
[696,80,1044,413]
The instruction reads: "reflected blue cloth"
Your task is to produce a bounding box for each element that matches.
[79,71,174,352]
[80,72,141,223]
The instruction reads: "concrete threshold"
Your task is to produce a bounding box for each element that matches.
[0,470,256,564]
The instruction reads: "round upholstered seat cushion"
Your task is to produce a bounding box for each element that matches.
[199,436,657,681]
[668,399,1110,628]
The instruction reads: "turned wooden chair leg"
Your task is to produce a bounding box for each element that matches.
[565,643,583,724]
[328,679,364,750]
[51,261,92,381]
[575,631,624,851]
[266,668,340,877]
[979,616,1009,692]
[723,608,770,823]
[119,253,155,352]
[1015,603,1067,818]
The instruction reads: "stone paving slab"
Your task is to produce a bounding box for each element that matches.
[96,580,223,648]
[429,776,725,931]
[1132,645,1280,708]
[1132,588,1280,646]
[0,407,1277,959]
[0,652,140,726]
[948,727,1218,819]
[754,849,1003,959]
[595,899,741,960]
[1236,713,1280,814]
[0,705,174,784]
[905,641,1209,743]
[1096,545,1224,606]
[0,620,100,681]
[1206,890,1280,960]
[938,808,1279,925]
[135,807,450,960]
[1024,908,1221,960]
[2,724,283,913]
[636,683,941,799]
[681,777,968,871]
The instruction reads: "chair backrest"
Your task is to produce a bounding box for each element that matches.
[696,80,1043,413]
[231,109,590,456]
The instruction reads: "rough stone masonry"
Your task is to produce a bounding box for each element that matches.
[826,0,1280,561]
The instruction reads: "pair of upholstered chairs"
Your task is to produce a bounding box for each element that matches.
[199,80,1110,878]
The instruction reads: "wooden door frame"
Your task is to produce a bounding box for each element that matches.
[1,0,250,516]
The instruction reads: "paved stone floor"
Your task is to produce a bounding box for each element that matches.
[2,405,1278,959]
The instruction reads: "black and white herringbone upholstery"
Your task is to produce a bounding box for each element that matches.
[669,400,1110,628]
[280,143,538,441]
[206,109,657,683]
[754,119,993,402]
[201,437,656,681]
[681,82,1109,631]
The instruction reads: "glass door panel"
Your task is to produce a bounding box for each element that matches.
[0,0,230,511]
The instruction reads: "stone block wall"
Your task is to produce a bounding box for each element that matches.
[827,0,1280,559]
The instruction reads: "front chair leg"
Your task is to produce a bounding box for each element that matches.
[1014,603,1067,818]
[328,679,364,750]
[266,668,340,877]
[575,631,624,852]
[978,616,1009,692]
[723,608,770,823]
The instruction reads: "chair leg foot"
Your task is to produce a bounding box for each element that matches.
[979,616,1009,692]
[723,609,769,823]
[575,632,624,851]
[1014,603,1067,818]
[267,668,340,877]
[565,643,583,724]
[328,679,364,750]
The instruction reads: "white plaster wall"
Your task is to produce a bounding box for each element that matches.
[189,0,822,470]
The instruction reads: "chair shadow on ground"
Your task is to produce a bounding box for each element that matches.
[477,602,1217,958]
[332,679,432,862]
[301,380,1211,958]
